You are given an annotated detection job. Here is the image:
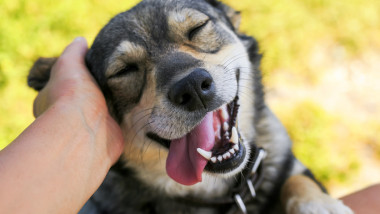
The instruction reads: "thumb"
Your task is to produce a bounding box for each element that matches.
[33,37,90,117]
[50,37,89,80]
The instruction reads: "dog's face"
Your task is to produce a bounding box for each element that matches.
[86,0,256,191]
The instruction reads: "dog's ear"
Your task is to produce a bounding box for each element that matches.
[205,0,241,30]
[28,57,57,91]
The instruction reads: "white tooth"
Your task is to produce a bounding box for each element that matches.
[211,157,217,163]
[217,155,223,162]
[223,153,228,159]
[233,144,239,151]
[223,122,229,131]
[197,148,212,160]
[230,127,239,144]
[221,108,229,121]
[225,152,231,159]
[229,148,235,154]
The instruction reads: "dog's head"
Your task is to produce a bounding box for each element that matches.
[86,0,260,189]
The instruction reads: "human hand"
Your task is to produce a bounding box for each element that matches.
[33,37,124,165]
[0,37,124,213]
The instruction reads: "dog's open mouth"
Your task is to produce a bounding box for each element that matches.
[147,96,245,186]
[203,96,246,173]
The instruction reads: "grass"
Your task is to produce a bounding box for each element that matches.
[228,0,380,83]
[278,101,361,183]
[1,0,380,191]
[0,0,140,149]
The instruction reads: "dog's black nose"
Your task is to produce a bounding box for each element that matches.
[168,68,215,112]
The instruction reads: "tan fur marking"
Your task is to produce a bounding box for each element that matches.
[281,175,353,214]
[168,9,209,38]
[177,45,203,57]
[106,41,146,78]
[281,175,322,204]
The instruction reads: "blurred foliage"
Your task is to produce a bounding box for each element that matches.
[278,101,361,183]
[0,0,140,149]
[1,0,380,190]
[227,0,380,84]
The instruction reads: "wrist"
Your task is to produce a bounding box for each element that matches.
[0,99,112,213]
[52,98,114,166]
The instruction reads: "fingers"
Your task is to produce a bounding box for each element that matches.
[33,37,91,118]
[62,37,88,58]
[51,37,89,80]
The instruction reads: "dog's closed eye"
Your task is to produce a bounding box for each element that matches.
[109,63,139,79]
[188,19,210,40]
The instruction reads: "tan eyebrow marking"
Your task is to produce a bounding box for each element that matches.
[106,41,146,78]
[168,8,209,39]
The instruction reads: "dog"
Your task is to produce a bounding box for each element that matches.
[28,0,354,213]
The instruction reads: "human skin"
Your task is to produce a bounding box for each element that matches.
[0,37,124,214]
[341,184,380,214]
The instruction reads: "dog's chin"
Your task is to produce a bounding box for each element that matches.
[147,95,250,180]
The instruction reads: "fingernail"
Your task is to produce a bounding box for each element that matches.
[73,37,85,43]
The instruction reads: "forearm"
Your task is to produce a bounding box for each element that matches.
[0,101,112,214]
[341,184,380,214]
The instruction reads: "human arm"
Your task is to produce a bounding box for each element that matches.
[0,37,124,214]
[341,184,380,214]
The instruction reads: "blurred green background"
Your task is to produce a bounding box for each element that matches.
[1,0,380,196]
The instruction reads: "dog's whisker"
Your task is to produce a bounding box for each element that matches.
[223,66,252,71]
[219,51,237,66]
[141,137,155,161]
[130,106,164,130]
[239,92,255,101]
[122,114,152,158]
[223,68,253,76]
[138,136,148,167]
[221,77,253,83]
[132,108,155,121]
[222,54,249,70]
[130,121,154,151]
[221,52,249,68]
[130,112,152,131]
[220,51,247,66]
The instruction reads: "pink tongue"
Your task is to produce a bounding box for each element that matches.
[166,112,215,185]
